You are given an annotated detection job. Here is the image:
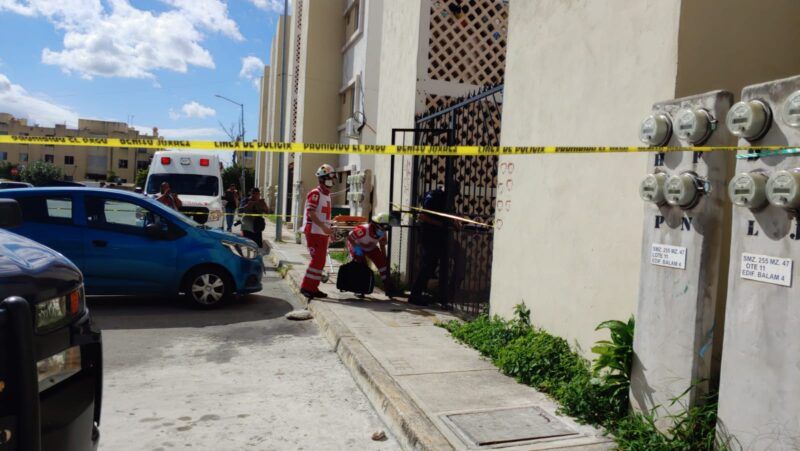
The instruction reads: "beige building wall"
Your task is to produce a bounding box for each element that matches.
[675,0,800,99]
[493,0,800,354]
[372,0,425,270]
[491,1,682,352]
[256,14,291,211]
[0,114,157,184]
[289,0,344,226]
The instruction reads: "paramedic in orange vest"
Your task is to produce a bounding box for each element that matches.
[346,212,395,294]
[300,164,335,299]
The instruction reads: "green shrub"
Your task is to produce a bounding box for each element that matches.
[443,315,523,358]
[495,332,582,391]
[222,164,255,193]
[19,161,63,186]
[0,161,19,180]
[440,305,724,449]
[591,316,635,415]
[135,167,149,188]
[613,396,723,451]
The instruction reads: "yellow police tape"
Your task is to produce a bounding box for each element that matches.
[392,204,494,229]
[0,135,791,156]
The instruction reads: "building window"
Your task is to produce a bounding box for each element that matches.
[340,82,357,125]
[137,160,149,170]
[344,0,362,45]
[19,153,28,162]
[44,154,54,163]
[0,152,6,161]
[64,155,75,165]
[118,159,128,169]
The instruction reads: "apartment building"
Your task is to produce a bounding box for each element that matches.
[256,0,390,224]
[256,14,291,210]
[0,113,158,183]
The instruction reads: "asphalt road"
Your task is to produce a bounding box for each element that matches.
[91,268,398,450]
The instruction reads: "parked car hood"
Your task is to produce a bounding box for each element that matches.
[0,229,82,302]
[202,228,257,246]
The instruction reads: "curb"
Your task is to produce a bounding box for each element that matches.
[266,241,454,451]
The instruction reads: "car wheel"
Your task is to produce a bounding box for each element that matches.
[183,267,232,308]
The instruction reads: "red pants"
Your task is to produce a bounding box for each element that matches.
[302,232,330,292]
[347,242,388,283]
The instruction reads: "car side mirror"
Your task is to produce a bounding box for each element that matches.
[145,223,163,240]
[0,199,22,228]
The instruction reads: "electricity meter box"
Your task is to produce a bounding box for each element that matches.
[346,169,373,217]
[717,75,800,451]
[631,91,735,430]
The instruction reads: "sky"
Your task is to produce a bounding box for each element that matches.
[0,0,288,158]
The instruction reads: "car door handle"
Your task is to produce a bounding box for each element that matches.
[92,240,108,248]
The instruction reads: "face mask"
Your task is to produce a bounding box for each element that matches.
[375,228,385,238]
[324,179,334,187]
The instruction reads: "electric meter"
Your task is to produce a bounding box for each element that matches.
[781,90,800,128]
[675,108,712,144]
[639,173,668,205]
[639,113,672,146]
[728,172,768,209]
[665,173,700,208]
[726,100,771,141]
[766,170,800,209]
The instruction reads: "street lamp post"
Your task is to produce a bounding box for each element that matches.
[214,94,247,194]
[276,0,289,241]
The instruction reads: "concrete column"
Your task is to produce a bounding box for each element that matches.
[631,91,735,430]
[717,75,800,450]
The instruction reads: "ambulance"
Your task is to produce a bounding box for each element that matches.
[144,151,225,229]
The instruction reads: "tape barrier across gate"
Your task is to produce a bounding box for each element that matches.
[0,135,794,156]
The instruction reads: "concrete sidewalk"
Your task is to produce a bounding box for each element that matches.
[262,225,613,451]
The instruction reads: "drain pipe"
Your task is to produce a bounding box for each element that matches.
[292,152,303,243]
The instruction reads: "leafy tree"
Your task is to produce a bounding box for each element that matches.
[19,161,64,186]
[0,161,19,180]
[222,164,255,193]
[135,168,149,188]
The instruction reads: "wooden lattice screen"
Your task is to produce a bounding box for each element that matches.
[427,0,508,109]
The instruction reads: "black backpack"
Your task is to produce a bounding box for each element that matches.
[337,261,375,295]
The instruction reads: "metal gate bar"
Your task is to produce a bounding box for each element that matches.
[392,85,503,317]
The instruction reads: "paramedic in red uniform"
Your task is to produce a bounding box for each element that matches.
[300,164,335,299]
[346,212,395,294]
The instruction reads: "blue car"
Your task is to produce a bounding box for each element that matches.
[0,188,264,308]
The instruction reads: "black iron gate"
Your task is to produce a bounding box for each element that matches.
[391,85,502,316]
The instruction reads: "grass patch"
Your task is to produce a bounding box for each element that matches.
[440,307,723,450]
[276,263,292,278]
[329,250,349,264]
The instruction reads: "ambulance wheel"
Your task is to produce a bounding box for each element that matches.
[183,266,233,308]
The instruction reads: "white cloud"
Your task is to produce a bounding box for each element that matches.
[0,0,243,80]
[248,0,290,13]
[239,55,264,89]
[170,101,216,119]
[0,72,79,126]
[157,127,225,140]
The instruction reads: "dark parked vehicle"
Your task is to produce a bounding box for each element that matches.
[0,199,102,451]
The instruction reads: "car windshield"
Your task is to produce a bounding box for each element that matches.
[146,174,219,196]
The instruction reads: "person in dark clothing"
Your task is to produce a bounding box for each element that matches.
[409,188,455,306]
[241,188,267,247]
[223,184,240,232]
